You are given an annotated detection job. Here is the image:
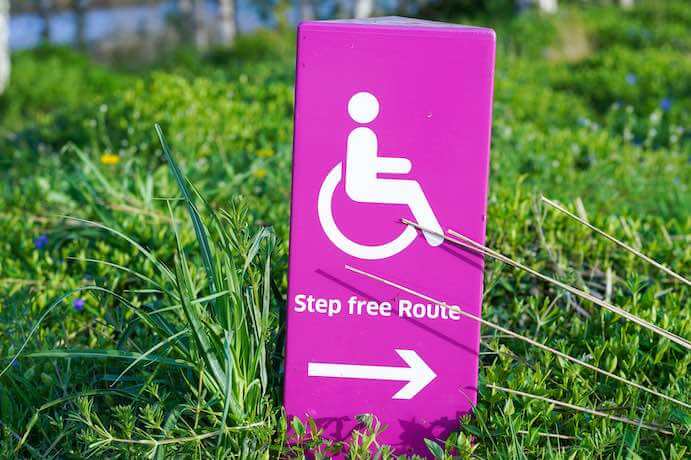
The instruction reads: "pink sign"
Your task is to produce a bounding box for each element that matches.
[285,17,495,456]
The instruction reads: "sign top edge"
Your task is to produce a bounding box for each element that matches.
[299,16,495,38]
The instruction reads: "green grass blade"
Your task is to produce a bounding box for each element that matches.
[0,287,88,378]
[111,329,190,387]
[68,256,166,292]
[60,215,175,283]
[23,349,192,368]
[169,204,226,394]
[217,331,242,450]
[155,124,217,295]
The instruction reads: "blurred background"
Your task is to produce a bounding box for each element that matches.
[2,0,572,54]
[1,0,687,218]
[0,1,679,68]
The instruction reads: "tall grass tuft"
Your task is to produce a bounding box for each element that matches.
[6,128,282,458]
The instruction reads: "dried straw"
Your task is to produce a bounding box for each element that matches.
[541,196,690,287]
[344,265,690,411]
[487,384,673,435]
[402,219,691,351]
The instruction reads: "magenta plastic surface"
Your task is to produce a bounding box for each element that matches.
[284,17,496,456]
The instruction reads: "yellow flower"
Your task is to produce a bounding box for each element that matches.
[253,168,267,179]
[256,148,274,158]
[100,153,120,165]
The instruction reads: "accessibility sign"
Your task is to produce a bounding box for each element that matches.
[285,17,496,456]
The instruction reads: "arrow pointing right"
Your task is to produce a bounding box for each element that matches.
[307,349,437,399]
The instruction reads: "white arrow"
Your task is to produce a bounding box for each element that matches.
[307,349,436,399]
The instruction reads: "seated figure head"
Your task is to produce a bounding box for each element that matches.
[348,92,379,124]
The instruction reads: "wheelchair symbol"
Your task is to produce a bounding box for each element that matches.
[317,92,443,260]
[318,162,419,260]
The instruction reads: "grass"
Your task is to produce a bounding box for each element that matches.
[2,135,282,458]
[0,1,690,458]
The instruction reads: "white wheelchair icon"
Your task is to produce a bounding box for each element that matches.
[317,92,443,260]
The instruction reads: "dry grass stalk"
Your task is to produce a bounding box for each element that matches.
[442,225,691,350]
[344,265,691,410]
[517,430,576,441]
[541,196,690,287]
[487,384,673,435]
[0,278,42,286]
[400,219,690,350]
